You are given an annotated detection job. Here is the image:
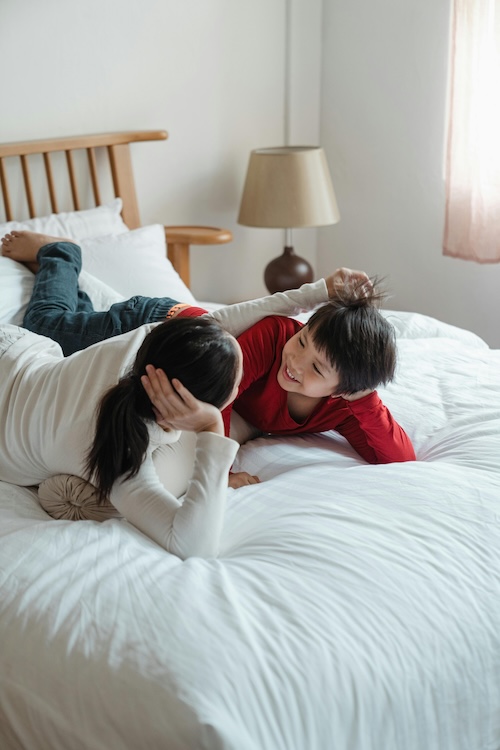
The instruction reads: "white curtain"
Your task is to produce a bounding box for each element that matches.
[443,0,500,262]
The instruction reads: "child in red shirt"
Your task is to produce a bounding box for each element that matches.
[220,279,415,487]
[145,269,416,488]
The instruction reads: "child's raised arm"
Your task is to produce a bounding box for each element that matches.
[209,268,370,338]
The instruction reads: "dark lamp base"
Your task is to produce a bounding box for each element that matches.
[264,246,314,294]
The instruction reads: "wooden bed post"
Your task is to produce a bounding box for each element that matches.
[108,143,141,229]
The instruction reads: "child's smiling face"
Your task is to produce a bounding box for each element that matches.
[277,326,341,399]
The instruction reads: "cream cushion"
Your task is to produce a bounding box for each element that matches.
[38,475,121,522]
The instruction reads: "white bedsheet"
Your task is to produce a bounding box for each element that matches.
[1,311,500,750]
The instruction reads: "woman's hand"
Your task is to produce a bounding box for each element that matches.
[325,267,372,299]
[141,365,224,436]
[228,471,261,489]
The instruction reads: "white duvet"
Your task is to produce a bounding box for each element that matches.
[1,309,499,750]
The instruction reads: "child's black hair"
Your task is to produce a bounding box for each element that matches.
[307,279,396,395]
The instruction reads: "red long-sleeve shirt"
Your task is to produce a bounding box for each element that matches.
[222,316,415,464]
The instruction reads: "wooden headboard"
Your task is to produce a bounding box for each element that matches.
[0,130,232,287]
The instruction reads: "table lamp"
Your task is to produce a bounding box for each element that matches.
[237,146,340,293]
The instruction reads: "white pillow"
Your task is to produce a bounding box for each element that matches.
[382,309,488,349]
[0,256,36,325]
[78,271,125,310]
[0,199,128,241]
[80,224,195,303]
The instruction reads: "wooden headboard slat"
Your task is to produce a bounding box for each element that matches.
[87,148,102,206]
[65,151,80,211]
[108,143,141,229]
[43,152,59,214]
[20,156,36,218]
[0,159,12,221]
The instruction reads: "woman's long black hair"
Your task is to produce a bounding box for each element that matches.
[85,317,239,502]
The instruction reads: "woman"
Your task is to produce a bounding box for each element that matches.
[0,317,242,559]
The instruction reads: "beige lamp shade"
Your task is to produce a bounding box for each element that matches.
[238,146,340,228]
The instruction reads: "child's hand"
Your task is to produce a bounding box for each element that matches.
[141,365,224,436]
[325,268,372,299]
[228,471,261,489]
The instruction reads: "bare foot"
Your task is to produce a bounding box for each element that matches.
[0,230,75,273]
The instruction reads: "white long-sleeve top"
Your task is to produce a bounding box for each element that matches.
[208,279,328,338]
[0,279,328,557]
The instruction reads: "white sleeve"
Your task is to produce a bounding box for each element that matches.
[110,431,239,559]
[207,279,329,338]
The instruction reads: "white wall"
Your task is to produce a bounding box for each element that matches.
[0,0,321,304]
[318,0,500,348]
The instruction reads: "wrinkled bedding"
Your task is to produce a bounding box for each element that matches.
[0,310,499,750]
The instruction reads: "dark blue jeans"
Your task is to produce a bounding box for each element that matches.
[23,242,180,356]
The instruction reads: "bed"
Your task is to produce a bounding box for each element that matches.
[1,131,500,750]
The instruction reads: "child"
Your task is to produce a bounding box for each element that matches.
[145,280,416,489]
[0,316,242,558]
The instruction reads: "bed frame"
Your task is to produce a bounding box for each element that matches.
[0,130,232,288]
